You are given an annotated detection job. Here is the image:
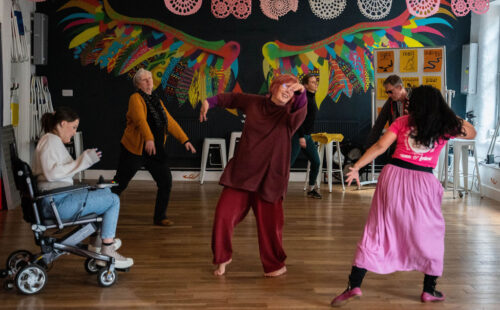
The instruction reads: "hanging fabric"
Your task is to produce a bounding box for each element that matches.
[357,0,392,20]
[260,0,298,20]
[211,0,251,19]
[30,76,54,141]
[11,0,30,63]
[406,0,440,17]
[308,0,346,20]
[164,0,203,16]
[10,83,19,127]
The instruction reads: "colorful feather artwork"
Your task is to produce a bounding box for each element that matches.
[58,0,241,108]
[262,2,456,107]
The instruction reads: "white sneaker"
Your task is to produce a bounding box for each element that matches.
[89,238,122,253]
[96,245,134,269]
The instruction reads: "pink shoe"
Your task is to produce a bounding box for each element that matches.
[331,287,362,307]
[421,291,445,302]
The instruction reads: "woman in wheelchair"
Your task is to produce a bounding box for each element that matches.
[32,107,134,269]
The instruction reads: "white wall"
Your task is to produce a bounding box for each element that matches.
[1,0,35,162]
[468,2,500,201]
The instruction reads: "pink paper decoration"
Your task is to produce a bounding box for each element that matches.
[212,0,233,18]
[406,0,440,17]
[451,0,471,17]
[471,0,489,14]
[233,0,252,19]
[164,0,202,16]
[260,0,299,20]
[212,0,252,19]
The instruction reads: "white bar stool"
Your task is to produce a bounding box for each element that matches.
[228,131,242,161]
[200,138,227,184]
[449,139,482,198]
[305,139,345,192]
[73,131,84,182]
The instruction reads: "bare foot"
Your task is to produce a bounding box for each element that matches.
[264,266,287,277]
[213,259,232,276]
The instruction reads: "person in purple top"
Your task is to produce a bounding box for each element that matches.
[200,74,307,277]
[331,85,476,307]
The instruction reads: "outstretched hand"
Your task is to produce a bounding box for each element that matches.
[345,166,361,188]
[199,100,209,122]
[185,142,196,154]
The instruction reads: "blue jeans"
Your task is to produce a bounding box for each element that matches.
[291,134,321,187]
[41,188,120,239]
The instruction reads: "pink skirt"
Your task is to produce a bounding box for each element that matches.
[353,164,445,276]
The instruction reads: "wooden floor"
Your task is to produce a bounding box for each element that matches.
[1,181,500,309]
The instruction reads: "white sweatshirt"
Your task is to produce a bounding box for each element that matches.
[32,133,100,191]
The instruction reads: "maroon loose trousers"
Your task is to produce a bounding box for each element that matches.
[211,186,286,273]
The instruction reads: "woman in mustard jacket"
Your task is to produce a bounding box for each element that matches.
[112,68,196,226]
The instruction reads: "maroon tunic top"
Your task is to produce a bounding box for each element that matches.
[207,92,307,203]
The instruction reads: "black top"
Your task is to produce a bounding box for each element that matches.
[139,89,168,160]
[296,91,318,137]
[365,88,411,149]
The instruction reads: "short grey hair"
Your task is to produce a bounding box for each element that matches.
[133,68,151,88]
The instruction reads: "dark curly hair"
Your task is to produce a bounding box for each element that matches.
[407,85,464,148]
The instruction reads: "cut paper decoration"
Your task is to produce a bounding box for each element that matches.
[406,0,440,17]
[451,0,471,16]
[262,4,455,106]
[233,0,252,19]
[164,0,203,16]
[260,0,298,20]
[357,0,392,20]
[471,0,489,14]
[212,0,232,18]
[309,0,346,20]
[212,0,252,19]
[59,0,240,108]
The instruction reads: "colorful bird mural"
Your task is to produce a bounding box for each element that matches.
[262,2,456,107]
[58,0,240,108]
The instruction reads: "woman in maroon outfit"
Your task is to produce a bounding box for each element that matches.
[200,74,307,277]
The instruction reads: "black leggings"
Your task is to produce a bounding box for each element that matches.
[112,144,173,223]
[349,266,439,293]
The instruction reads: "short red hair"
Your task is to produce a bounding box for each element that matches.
[269,74,299,96]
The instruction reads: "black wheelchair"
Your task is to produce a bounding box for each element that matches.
[1,143,129,294]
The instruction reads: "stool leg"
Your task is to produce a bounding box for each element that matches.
[317,144,325,190]
[336,141,345,191]
[473,145,483,198]
[304,161,311,191]
[443,144,449,189]
[461,145,469,194]
[326,142,333,193]
[200,141,210,184]
[453,145,460,199]
[220,143,227,169]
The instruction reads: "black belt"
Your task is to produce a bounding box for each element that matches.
[389,158,433,173]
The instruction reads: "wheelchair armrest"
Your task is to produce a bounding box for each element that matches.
[35,184,92,200]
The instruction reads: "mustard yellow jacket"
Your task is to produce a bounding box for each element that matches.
[121,93,189,155]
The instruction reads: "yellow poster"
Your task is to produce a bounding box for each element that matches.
[376,50,394,73]
[423,76,442,91]
[402,77,420,88]
[377,78,388,100]
[400,50,418,72]
[423,49,443,72]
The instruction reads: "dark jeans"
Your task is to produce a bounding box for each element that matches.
[291,134,320,186]
[112,144,172,223]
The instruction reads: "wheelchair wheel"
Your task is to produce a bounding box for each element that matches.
[84,258,100,274]
[6,250,32,274]
[15,264,47,295]
[97,268,117,287]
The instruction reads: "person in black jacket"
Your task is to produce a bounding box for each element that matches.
[290,74,322,199]
[365,75,410,151]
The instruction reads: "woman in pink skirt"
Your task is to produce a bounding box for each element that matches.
[331,85,476,307]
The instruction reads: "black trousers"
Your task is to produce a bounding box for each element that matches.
[112,144,173,223]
